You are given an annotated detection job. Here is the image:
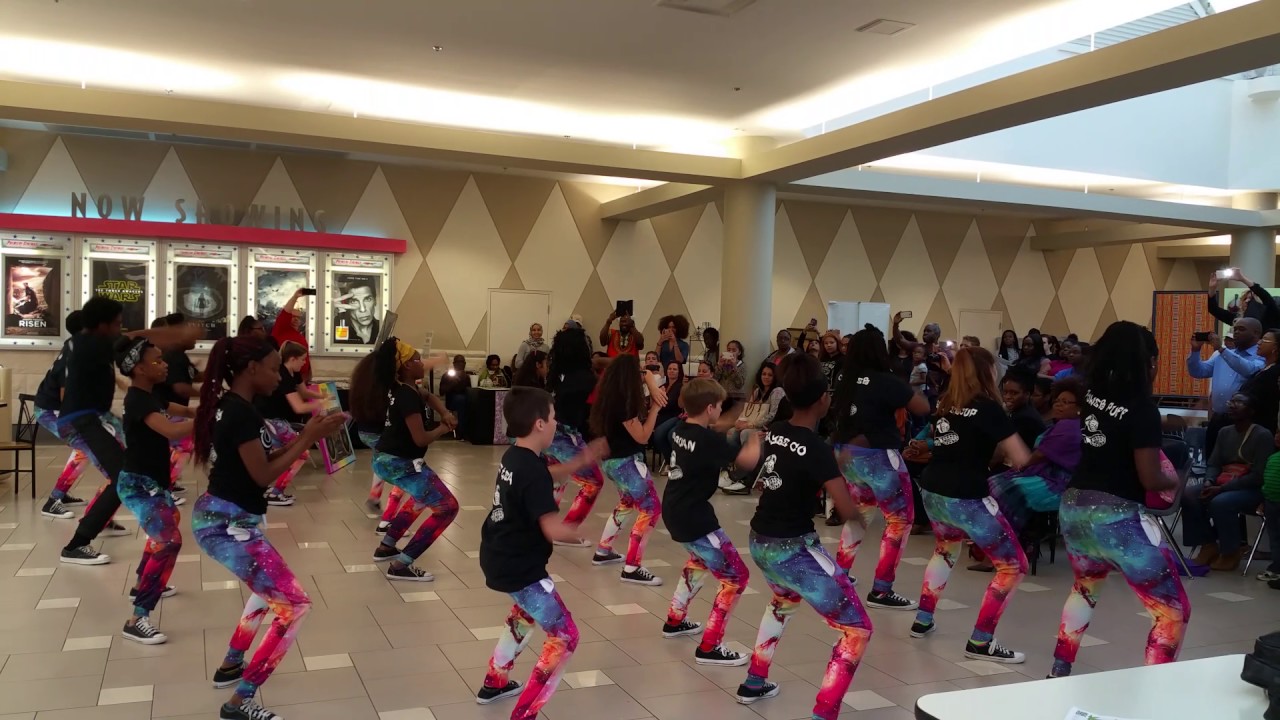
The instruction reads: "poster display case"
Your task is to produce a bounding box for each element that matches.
[80,238,158,333]
[322,253,391,353]
[165,243,240,347]
[0,233,75,347]
[246,248,317,348]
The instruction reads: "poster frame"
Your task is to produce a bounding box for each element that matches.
[165,242,240,349]
[0,232,75,348]
[314,380,356,473]
[245,247,317,349]
[321,252,392,355]
[80,237,158,333]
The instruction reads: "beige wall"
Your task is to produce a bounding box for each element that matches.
[0,128,1205,396]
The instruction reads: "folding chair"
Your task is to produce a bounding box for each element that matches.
[1243,507,1269,577]
[1145,454,1194,579]
[1,395,39,498]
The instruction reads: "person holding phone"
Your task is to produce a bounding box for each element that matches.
[600,305,643,358]
[657,314,690,367]
[270,288,313,383]
[1186,317,1263,459]
[1208,267,1280,330]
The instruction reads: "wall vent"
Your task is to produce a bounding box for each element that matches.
[655,0,758,18]
[855,19,915,36]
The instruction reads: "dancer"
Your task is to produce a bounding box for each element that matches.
[475,388,594,718]
[360,338,456,581]
[59,296,198,565]
[910,346,1031,662]
[259,341,326,506]
[662,378,760,666]
[151,313,201,497]
[734,354,870,720]
[34,310,89,519]
[1050,321,1190,678]
[115,338,191,644]
[589,353,667,585]
[830,326,930,610]
[350,351,404,534]
[545,327,607,546]
[192,335,346,720]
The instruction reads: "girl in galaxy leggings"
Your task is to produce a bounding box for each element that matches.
[545,425,603,526]
[35,408,90,505]
[834,447,914,599]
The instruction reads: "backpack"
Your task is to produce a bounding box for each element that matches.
[1241,631,1280,718]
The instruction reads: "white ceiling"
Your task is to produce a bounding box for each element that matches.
[0,0,1192,153]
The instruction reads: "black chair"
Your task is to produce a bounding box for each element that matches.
[1,394,39,498]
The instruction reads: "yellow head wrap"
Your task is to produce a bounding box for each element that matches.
[394,339,417,369]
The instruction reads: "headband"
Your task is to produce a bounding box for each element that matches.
[117,338,151,376]
[394,339,417,370]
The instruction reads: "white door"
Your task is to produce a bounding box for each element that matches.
[488,289,550,364]
[958,309,1005,349]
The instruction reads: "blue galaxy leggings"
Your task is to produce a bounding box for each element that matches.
[372,452,459,565]
[117,471,182,615]
[483,578,580,720]
[833,444,914,594]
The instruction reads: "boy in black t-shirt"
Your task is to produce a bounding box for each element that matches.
[475,387,596,719]
[660,378,760,666]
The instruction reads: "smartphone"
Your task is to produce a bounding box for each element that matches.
[300,288,317,296]
[944,340,955,348]
[1193,331,1211,342]
[1217,269,1235,280]
[900,310,913,319]
[615,299,634,317]
[721,351,734,359]
[645,364,662,373]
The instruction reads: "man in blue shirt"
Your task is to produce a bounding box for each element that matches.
[1187,318,1264,457]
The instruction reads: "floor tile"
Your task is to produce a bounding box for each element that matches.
[379,710,436,720]
[469,626,506,640]
[954,660,1016,676]
[562,670,615,688]
[606,603,650,616]
[36,597,79,610]
[841,689,896,711]
[303,653,354,671]
[63,637,113,652]
[97,686,152,706]
[1208,592,1253,602]
[400,591,439,602]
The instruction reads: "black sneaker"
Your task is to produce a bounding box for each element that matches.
[662,619,703,638]
[909,620,935,638]
[365,498,381,513]
[130,585,177,599]
[41,498,74,519]
[385,564,434,582]
[264,491,295,507]
[173,496,186,507]
[212,662,245,689]
[122,616,167,645]
[735,681,779,704]
[865,590,918,611]
[101,520,131,537]
[61,494,86,507]
[374,521,391,536]
[696,644,747,666]
[220,697,281,720]
[592,550,623,566]
[171,484,187,495]
[373,544,399,562]
[621,566,662,586]
[475,680,521,705]
[964,639,1025,664]
[60,545,110,565]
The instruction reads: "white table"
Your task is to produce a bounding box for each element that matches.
[915,654,1266,720]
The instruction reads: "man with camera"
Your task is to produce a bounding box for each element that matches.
[1187,317,1264,458]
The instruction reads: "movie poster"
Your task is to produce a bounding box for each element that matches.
[92,259,149,331]
[174,264,230,340]
[331,272,382,346]
[255,268,309,336]
[3,256,61,337]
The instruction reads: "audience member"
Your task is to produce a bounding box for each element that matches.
[656,314,690,367]
[1013,334,1049,377]
[439,355,472,437]
[1241,329,1280,434]
[1001,370,1047,451]
[1053,342,1088,381]
[716,340,746,400]
[766,329,796,364]
[722,361,784,494]
[511,350,549,389]
[996,329,1020,376]
[1029,376,1054,424]
[270,288,312,383]
[601,310,643,357]
[1259,447,1280,584]
[701,326,720,365]
[818,331,843,390]
[514,323,545,369]
[1186,318,1264,458]
[960,336,982,349]
[478,354,508,388]
[1044,336,1071,376]
[1208,267,1280,330]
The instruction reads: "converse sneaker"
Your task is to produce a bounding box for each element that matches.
[220,697,282,720]
[374,521,391,536]
[211,661,245,689]
[122,616,167,645]
[373,544,399,562]
[61,494,86,506]
[170,484,187,495]
[620,566,662,586]
[101,520,131,537]
[721,481,750,495]
[591,550,623,566]
[553,538,592,547]
[735,681,779,704]
[385,564,434,582]
[264,491,294,507]
[696,644,748,667]
[909,620,935,638]
[41,498,74,519]
[130,585,177,599]
[173,495,186,507]
[661,619,703,638]
[60,545,110,565]
[865,590,918,611]
[1257,569,1280,582]
[475,680,521,704]
[964,639,1025,664]
[718,470,731,489]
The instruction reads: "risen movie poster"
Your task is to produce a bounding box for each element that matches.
[174,264,230,340]
[4,256,61,337]
[92,259,149,331]
[255,268,308,335]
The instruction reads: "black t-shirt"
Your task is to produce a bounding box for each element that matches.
[480,445,559,592]
[1010,403,1047,451]
[750,423,842,538]
[1070,390,1162,504]
[156,350,197,408]
[259,365,302,423]
[606,418,644,459]
[61,332,118,415]
[1242,363,1280,434]
[207,392,272,515]
[122,387,173,487]
[378,383,428,459]
[919,397,1016,499]
[34,337,74,411]
[553,370,595,434]
[664,422,740,542]
[831,371,914,448]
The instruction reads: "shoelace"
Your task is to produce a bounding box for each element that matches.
[133,618,159,637]
[987,640,1012,657]
[632,568,654,581]
[712,644,740,658]
[238,699,275,720]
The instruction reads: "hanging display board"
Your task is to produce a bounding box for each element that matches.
[246,248,317,347]
[165,243,239,347]
[314,380,355,473]
[1152,291,1211,400]
[81,238,157,333]
[0,233,74,347]
[321,253,391,353]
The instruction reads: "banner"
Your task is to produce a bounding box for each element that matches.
[3,255,61,337]
[91,259,149,331]
[313,381,355,473]
[330,271,382,345]
[254,267,309,336]
[1152,291,1211,399]
[174,264,230,340]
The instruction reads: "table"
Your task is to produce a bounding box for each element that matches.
[465,387,509,445]
[915,654,1265,720]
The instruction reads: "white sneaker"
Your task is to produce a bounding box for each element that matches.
[717,470,731,489]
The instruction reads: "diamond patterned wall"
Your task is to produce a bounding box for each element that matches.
[0,127,1209,377]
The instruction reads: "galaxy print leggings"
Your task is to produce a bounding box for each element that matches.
[545,425,604,525]
[35,409,90,501]
[168,421,193,486]
[597,454,661,566]
[193,493,311,699]
[667,528,749,652]
[263,419,307,493]
[372,452,459,565]
[1051,488,1190,677]
[483,578,580,720]
[833,445,914,594]
[117,471,181,616]
[916,489,1027,643]
[746,532,872,720]
[359,431,405,522]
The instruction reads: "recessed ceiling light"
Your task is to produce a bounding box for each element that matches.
[432,45,443,52]
[855,19,915,36]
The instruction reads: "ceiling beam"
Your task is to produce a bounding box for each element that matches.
[600,183,719,220]
[740,0,1280,183]
[1030,223,1220,251]
[1155,242,1246,259]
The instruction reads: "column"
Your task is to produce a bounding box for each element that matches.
[1230,192,1278,287]
[721,181,776,369]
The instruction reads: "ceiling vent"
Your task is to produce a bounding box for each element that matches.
[855,18,915,36]
[655,0,758,18]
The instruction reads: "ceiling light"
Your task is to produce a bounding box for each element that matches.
[432,45,443,52]
[855,19,915,36]
[654,0,758,18]
[0,36,238,93]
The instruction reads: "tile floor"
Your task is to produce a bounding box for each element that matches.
[0,440,1276,720]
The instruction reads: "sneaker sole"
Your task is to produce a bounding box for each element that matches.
[100,529,131,537]
[963,649,1025,664]
[865,600,919,611]
[372,554,397,563]
[591,556,623,566]
[553,540,592,547]
[41,510,74,519]
[266,500,295,507]
[211,675,243,690]
[621,576,663,586]
[122,632,167,645]
[475,686,522,705]
[909,625,935,638]
[696,655,748,667]
[735,687,780,704]
[60,555,111,566]
[61,500,87,507]
[385,572,434,582]
[662,627,703,639]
